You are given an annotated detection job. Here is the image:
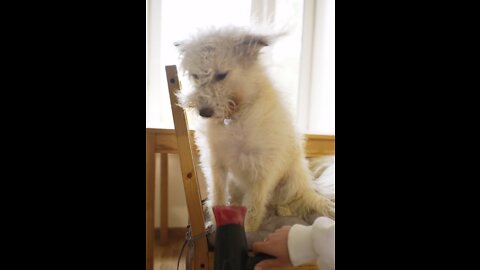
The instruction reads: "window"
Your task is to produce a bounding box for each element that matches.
[147,0,335,135]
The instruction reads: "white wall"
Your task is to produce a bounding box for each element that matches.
[154,154,188,228]
[154,153,208,228]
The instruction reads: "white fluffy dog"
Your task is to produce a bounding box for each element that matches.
[175,27,334,231]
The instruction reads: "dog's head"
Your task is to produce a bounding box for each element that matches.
[175,27,275,120]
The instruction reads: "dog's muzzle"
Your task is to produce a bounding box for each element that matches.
[199,107,214,118]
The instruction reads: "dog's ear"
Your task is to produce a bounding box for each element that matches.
[173,41,185,53]
[235,34,269,58]
[241,34,270,47]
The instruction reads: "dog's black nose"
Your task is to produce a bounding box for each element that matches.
[199,107,214,118]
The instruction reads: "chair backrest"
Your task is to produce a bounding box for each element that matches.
[166,65,210,270]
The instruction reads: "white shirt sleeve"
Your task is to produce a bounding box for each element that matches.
[287,217,335,270]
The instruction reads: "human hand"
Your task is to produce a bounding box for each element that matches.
[252,226,292,270]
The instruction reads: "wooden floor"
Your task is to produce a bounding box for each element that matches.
[155,230,187,270]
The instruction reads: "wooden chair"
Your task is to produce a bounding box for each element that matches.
[166,65,210,270]
[164,65,331,270]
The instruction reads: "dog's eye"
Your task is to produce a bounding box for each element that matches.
[191,74,199,80]
[215,72,228,81]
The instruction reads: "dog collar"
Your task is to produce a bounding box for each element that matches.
[223,118,232,125]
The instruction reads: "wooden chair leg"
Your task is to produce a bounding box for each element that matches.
[160,153,169,245]
[146,131,155,270]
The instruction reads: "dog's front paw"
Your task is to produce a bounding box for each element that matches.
[244,208,262,232]
[276,205,293,216]
[244,218,261,232]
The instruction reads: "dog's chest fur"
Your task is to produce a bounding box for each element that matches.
[211,121,253,156]
[207,119,268,178]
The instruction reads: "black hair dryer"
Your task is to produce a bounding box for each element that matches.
[212,206,274,270]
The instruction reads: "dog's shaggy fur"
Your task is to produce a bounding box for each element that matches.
[175,27,334,231]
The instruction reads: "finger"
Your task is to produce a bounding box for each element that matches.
[254,259,284,270]
[252,241,268,253]
[273,226,288,233]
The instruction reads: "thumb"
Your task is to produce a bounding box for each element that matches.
[254,259,283,270]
